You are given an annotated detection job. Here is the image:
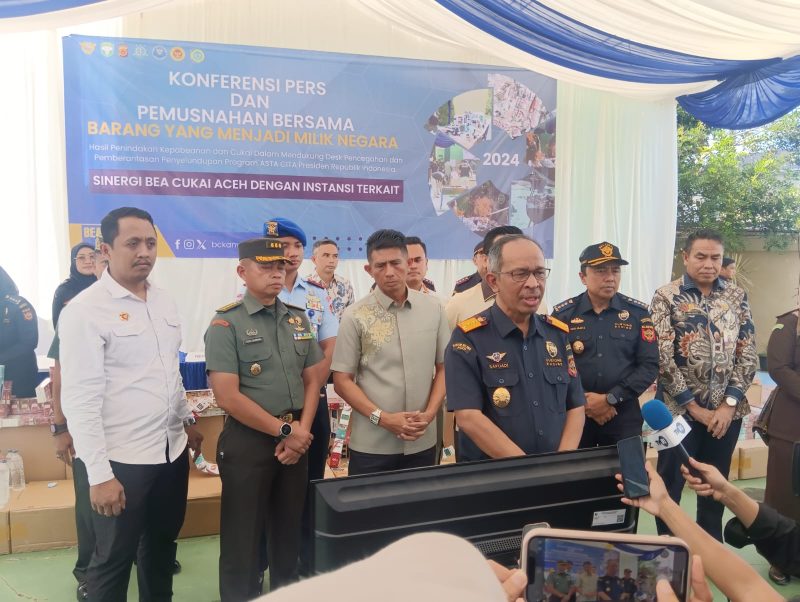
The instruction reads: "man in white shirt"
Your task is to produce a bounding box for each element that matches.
[60,207,202,601]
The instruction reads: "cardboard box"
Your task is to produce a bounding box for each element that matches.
[195,415,223,464]
[9,480,77,552]
[729,443,741,481]
[0,425,67,482]
[745,382,763,408]
[0,508,9,555]
[738,438,768,480]
[179,470,221,539]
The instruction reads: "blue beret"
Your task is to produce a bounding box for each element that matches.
[263,217,306,247]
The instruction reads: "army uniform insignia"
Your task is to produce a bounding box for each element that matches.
[618,310,629,321]
[572,340,585,354]
[288,316,305,331]
[641,324,656,342]
[250,363,262,376]
[211,319,230,328]
[545,315,569,333]
[486,352,506,363]
[306,295,323,312]
[293,332,313,340]
[119,312,129,321]
[599,243,614,257]
[246,328,258,336]
[265,221,278,236]
[244,337,263,344]
[458,315,488,333]
[545,341,558,358]
[570,317,584,324]
[452,342,473,353]
[216,300,242,313]
[492,387,511,408]
[22,308,34,321]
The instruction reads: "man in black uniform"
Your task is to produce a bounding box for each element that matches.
[451,241,485,294]
[552,242,658,448]
[621,568,637,600]
[597,560,623,601]
[445,234,585,461]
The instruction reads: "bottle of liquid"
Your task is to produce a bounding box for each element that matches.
[0,459,10,507]
[7,449,25,490]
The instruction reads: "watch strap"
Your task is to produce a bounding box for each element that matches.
[50,422,69,436]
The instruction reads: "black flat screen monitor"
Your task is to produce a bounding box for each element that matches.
[311,446,635,573]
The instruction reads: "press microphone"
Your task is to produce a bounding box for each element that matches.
[641,399,702,479]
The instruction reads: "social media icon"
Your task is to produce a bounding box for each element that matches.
[184,239,195,250]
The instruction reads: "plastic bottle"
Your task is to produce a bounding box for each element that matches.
[7,449,25,490]
[0,460,9,507]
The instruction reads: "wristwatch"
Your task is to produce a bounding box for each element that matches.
[370,408,382,426]
[276,422,293,441]
[183,416,197,427]
[606,393,619,407]
[725,396,738,408]
[50,422,69,436]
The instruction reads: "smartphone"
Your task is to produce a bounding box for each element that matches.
[617,435,650,499]
[520,527,691,602]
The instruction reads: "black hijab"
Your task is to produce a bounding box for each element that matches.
[52,243,97,326]
[0,266,19,298]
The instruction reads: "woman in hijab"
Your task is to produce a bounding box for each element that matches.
[0,266,39,398]
[51,243,97,326]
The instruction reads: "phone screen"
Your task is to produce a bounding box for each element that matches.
[525,535,690,601]
[617,435,650,499]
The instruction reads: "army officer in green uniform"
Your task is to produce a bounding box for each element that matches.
[205,237,323,600]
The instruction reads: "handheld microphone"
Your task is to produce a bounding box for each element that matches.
[641,399,702,479]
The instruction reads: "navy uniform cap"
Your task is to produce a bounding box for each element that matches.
[579,241,629,266]
[263,217,307,247]
[238,238,285,263]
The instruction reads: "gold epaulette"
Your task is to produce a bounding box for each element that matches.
[216,300,242,313]
[458,315,488,333]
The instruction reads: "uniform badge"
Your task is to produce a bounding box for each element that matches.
[246,328,258,336]
[458,315,488,333]
[599,243,614,257]
[452,342,472,353]
[492,387,511,408]
[567,355,578,377]
[572,340,585,354]
[22,309,33,321]
[265,221,278,236]
[545,341,558,358]
[250,363,262,376]
[486,352,506,363]
[641,324,656,343]
[119,312,129,321]
[293,332,313,340]
[211,319,230,327]
[570,317,584,324]
[618,310,629,321]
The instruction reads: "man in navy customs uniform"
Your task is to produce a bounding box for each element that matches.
[262,217,338,576]
[552,242,659,448]
[445,234,585,461]
[451,241,485,295]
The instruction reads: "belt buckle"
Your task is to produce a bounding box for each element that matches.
[279,413,293,423]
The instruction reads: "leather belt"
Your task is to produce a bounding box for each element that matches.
[277,410,302,423]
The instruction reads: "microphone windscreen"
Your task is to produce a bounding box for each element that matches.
[641,399,674,431]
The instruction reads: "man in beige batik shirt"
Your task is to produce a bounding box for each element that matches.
[332,229,450,476]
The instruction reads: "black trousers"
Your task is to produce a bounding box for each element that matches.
[71,458,95,586]
[656,417,741,541]
[218,417,308,600]
[87,447,189,602]
[579,417,643,448]
[347,446,437,476]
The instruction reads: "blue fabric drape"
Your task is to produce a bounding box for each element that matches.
[436,0,800,129]
[0,1,102,19]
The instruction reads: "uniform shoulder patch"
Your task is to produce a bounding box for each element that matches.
[552,297,576,314]
[458,315,488,333]
[455,275,472,285]
[621,295,649,310]
[216,300,242,313]
[304,278,325,290]
[210,319,230,328]
[545,315,569,333]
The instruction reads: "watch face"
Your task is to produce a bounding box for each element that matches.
[726,397,737,407]
[281,422,292,436]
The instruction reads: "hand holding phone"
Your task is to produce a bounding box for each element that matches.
[617,435,649,499]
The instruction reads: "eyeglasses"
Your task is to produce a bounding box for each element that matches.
[497,268,551,283]
[74,253,97,262]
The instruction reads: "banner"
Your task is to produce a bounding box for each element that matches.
[63,36,557,259]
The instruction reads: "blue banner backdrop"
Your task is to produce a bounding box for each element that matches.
[63,35,557,259]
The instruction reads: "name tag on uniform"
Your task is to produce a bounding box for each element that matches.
[244,337,263,344]
[293,332,313,340]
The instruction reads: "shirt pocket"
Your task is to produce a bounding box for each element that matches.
[482,370,523,417]
[160,314,182,355]
[110,322,148,365]
[238,344,274,385]
[543,368,568,414]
